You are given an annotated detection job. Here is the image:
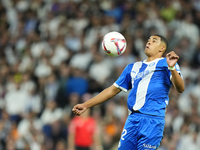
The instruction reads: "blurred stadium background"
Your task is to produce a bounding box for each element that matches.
[0,0,200,150]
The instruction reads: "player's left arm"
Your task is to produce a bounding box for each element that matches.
[166,51,185,93]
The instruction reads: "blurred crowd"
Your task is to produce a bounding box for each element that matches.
[0,0,200,150]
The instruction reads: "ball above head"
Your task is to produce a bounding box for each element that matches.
[102,31,127,57]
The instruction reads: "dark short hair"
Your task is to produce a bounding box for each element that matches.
[153,34,168,51]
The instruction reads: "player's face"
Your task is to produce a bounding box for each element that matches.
[145,36,164,57]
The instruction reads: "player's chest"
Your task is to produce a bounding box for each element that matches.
[130,62,165,81]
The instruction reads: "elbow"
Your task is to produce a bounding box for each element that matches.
[178,89,184,93]
[177,86,185,93]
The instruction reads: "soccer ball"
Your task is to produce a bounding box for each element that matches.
[102,31,127,57]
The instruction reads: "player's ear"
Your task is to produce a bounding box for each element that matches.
[159,43,166,53]
[159,46,165,52]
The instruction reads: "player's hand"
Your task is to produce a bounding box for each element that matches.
[72,104,88,116]
[166,51,179,67]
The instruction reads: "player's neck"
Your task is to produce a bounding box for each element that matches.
[146,56,162,62]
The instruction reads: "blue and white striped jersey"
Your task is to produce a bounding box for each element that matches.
[114,57,182,117]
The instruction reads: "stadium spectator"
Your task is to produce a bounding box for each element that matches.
[0,0,200,149]
[68,108,102,150]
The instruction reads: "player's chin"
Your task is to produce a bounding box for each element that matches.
[144,49,150,56]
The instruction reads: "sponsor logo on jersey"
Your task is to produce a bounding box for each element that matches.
[135,70,149,80]
[143,144,156,149]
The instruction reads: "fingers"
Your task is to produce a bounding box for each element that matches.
[73,109,81,116]
[72,105,79,112]
[166,51,179,59]
[72,106,81,116]
[72,109,81,116]
[72,104,85,116]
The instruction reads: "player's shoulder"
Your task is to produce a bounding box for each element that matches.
[140,57,166,66]
[156,57,166,62]
[125,63,135,69]
[126,61,142,69]
[157,57,168,66]
[128,60,143,66]
[160,57,166,61]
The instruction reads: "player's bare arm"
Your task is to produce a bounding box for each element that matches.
[72,85,121,116]
[166,51,185,93]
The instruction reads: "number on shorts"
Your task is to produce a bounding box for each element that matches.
[121,129,127,140]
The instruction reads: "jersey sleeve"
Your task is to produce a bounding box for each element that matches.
[113,64,132,92]
[169,63,183,80]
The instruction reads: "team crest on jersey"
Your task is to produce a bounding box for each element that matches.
[175,64,180,70]
[149,62,155,67]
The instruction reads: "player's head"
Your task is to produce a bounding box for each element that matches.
[145,34,168,57]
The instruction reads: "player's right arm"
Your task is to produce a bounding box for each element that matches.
[72,85,121,116]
